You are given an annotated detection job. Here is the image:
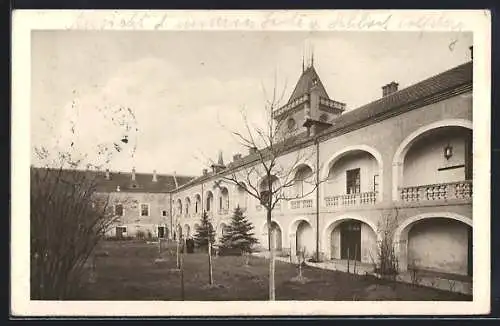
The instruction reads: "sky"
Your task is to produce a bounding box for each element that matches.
[31,31,472,176]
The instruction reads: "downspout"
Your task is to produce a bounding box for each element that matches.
[315,136,320,262]
[169,191,173,240]
[201,183,205,214]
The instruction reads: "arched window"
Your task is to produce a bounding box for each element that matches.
[293,165,313,197]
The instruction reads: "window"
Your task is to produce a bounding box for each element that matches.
[162,210,167,217]
[140,204,150,216]
[206,197,211,211]
[287,118,296,131]
[114,204,124,216]
[373,175,379,193]
[219,197,223,210]
[346,168,361,194]
[195,201,198,213]
[319,113,329,122]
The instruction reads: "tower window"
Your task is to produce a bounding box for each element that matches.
[287,118,296,131]
[319,113,328,122]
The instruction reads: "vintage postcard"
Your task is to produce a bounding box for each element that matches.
[11,10,491,316]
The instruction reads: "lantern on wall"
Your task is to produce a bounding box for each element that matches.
[444,143,453,160]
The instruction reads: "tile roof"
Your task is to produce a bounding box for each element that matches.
[317,61,472,139]
[176,61,473,190]
[31,167,196,193]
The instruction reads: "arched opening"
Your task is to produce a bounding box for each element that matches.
[219,222,229,240]
[185,197,191,216]
[293,164,314,198]
[194,194,201,214]
[259,175,280,208]
[296,220,314,257]
[236,182,248,210]
[395,214,473,276]
[219,186,229,214]
[262,221,283,251]
[324,218,377,263]
[392,119,473,201]
[176,199,183,217]
[176,225,183,240]
[184,224,191,238]
[206,191,214,212]
[324,147,381,207]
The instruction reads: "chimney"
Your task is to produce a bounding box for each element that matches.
[105,168,110,180]
[233,153,242,162]
[382,82,399,97]
[131,167,136,181]
[469,45,473,60]
[152,170,157,182]
[202,168,208,176]
[249,147,257,155]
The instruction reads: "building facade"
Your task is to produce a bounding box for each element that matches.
[169,57,473,278]
[95,169,195,239]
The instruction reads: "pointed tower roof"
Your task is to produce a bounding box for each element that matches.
[287,66,330,104]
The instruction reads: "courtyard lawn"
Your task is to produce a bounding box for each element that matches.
[72,240,471,301]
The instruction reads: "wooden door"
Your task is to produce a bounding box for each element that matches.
[340,221,361,261]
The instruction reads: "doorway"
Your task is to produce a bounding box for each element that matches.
[158,226,166,238]
[340,220,361,261]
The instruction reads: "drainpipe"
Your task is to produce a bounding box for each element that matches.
[201,183,205,214]
[315,137,320,262]
[169,192,173,240]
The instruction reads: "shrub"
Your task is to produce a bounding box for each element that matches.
[30,167,117,299]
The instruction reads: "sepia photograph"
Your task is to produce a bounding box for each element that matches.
[11,10,491,316]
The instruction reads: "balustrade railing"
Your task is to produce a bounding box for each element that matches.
[290,199,314,209]
[324,191,377,207]
[400,180,472,202]
[218,208,229,215]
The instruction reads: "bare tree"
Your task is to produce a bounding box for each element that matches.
[30,164,118,299]
[30,103,138,299]
[211,75,326,301]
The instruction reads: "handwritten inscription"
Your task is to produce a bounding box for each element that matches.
[68,11,466,32]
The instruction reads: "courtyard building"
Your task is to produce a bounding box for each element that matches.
[170,57,473,278]
[63,54,474,280]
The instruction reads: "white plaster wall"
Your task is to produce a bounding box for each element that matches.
[408,218,470,275]
[330,228,341,259]
[296,221,315,256]
[404,131,467,187]
[325,152,378,196]
[360,223,377,264]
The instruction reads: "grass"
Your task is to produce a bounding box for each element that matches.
[71,240,472,301]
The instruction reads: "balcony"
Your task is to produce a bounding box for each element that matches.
[272,94,309,118]
[255,203,281,211]
[324,191,377,208]
[400,180,472,202]
[290,199,314,210]
[319,97,346,112]
[218,208,229,215]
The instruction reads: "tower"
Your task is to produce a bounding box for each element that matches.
[272,56,346,139]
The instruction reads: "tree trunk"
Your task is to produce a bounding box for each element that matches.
[208,241,213,285]
[180,246,185,300]
[267,207,275,301]
[176,239,180,269]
